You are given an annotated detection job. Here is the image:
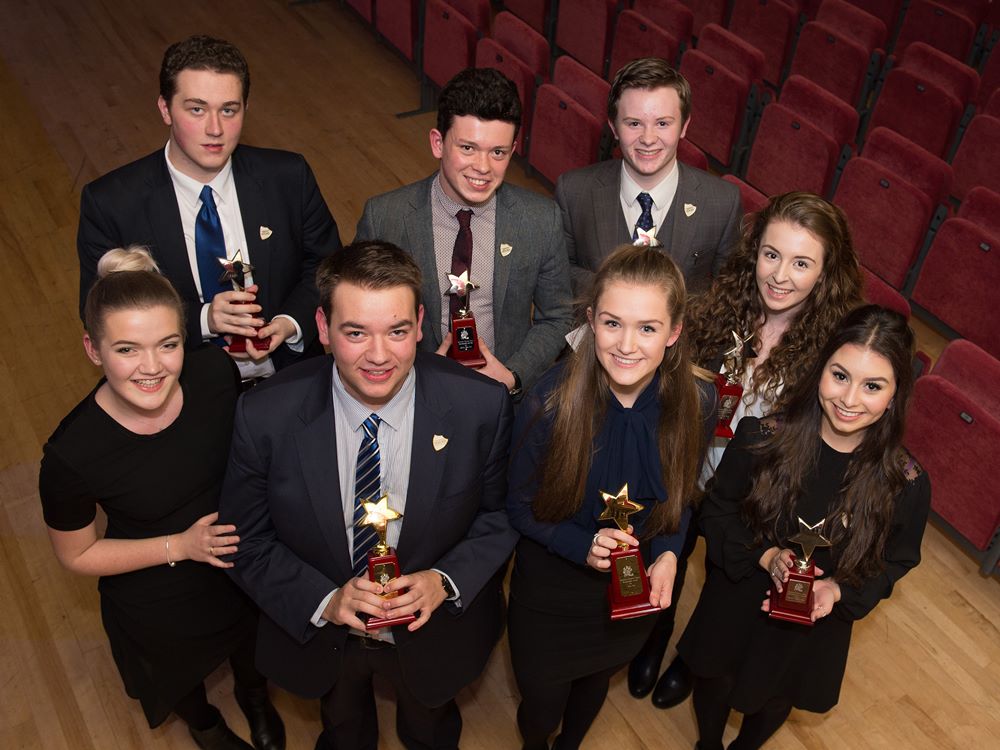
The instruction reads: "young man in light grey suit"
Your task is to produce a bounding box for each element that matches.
[355,68,573,397]
[556,58,742,297]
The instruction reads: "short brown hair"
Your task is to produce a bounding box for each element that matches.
[159,35,250,104]
[316,241,423,318]
[607,57,691,123]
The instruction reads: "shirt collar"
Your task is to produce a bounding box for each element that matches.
[330,359,416,432]
[431,170,498,221]
[619,159,678,209]
[164,140,235,209]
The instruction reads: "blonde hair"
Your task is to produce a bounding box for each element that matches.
[84,246,184,342]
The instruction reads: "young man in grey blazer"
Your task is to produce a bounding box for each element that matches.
[556,58,742,297]
[355,68,573,397]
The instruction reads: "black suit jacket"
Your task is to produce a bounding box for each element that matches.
[219,352,516,705]
[77,145,342,368]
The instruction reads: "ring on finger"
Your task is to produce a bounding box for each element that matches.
[210,546,215,556]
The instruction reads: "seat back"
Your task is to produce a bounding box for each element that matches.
[376,0,419,60]
[679,48,752,167]
[745,102,841,196]
[950,114,1000,201]
[788,21,871,107]
[894,0,977,60]
[899,41,979,108]
[861,266,911,317]
[867,67,962,158]
[423,0,479,88]
[728,0,798,85]
[608,10,680,77]
[816,0,887,54]
[528,83,603,183]
[781,73,860,147]
[697,23,766,87]
[493,11,550,81]
[555,0,617,75]
[721,174,770,214]
[633,0,695,50]
[862,126,953,208]
[553,55,611,117]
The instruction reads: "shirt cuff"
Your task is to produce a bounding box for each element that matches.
[200,303,213,340]
[274,314,303,351]
[311,589,338,627]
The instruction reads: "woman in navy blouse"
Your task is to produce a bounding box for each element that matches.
[506,244,715,749]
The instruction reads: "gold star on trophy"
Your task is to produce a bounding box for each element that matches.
[788,517,832,564]
[218,250,254,289]
[445,270,479,298]
[359,494,403,556]
[599,484,645,549]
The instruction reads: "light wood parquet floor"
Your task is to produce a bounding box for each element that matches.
[0,2,995,748]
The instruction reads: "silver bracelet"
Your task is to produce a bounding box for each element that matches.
[165,535,176,567]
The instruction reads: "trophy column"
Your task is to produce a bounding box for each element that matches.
[599,484,661,621]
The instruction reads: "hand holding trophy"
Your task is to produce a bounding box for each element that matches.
[599,484,661,621]
[359,494,416,631]
[768,517,833,627]
[218,251,272,353]
[444,271,487,368]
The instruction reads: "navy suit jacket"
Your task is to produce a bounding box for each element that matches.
[77,145,342,368]
[219,352,516,705]
[354,175,574,393]
[555,159,742,296]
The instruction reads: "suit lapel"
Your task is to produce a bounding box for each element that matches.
[669,164,698,263]
[492,186,517,326]
[232,150,273,292]
[395,364,451,564]
[146,155,200,303]
[409,177,441,347]
[594,160,629,251]
[294,363,352,577]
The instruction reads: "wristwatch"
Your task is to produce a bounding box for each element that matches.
[439,573,457,600]
[508,370,523,398]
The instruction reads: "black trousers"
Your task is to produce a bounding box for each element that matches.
[692,674,792,750]
[315,636,462,750]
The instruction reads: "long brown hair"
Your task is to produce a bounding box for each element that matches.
[532,245,706,537]
[688,191,863,407]
[744,306,917,585]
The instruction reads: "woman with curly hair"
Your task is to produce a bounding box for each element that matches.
[677,305,930,749]
[630,192,864,708]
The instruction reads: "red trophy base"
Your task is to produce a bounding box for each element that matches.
[365,548,417,631]
[449,314,486,369]
[226,300,271,353]
[607,545,660,621]
[768,557,816,627]
[714,373,744,438]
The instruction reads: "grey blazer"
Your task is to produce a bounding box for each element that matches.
[355,174,574,392]
[555,159,743,296]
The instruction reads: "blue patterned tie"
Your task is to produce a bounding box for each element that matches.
[633,191,655,240]
[195,185,229,302]
[351,414,382,578]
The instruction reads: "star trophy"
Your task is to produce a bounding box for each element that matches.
[358,494,416,631]
[599,484,661,621]
[444,271,486,369]
[768,517,833,627]
[218,251,271,354]
[714,330,754,438]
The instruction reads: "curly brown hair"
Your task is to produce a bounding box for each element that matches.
[688,192,863,407]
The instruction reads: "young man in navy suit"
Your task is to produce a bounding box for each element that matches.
[77,35,341,376]
[220,241,516,750]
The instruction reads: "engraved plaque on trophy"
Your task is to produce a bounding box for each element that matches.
[218,251,271,353]
[715,330,753,438]
[359,494,416,631]
[444,271,487,369]
[769,517,833,627]
[599,484,661,621]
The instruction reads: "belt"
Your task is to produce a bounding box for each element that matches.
[347,633,395,650]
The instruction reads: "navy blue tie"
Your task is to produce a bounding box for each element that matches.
[195,185,229,301]
[632,192,655,240]
[351,414,382,578]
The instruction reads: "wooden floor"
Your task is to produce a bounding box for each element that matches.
[0,1,995,748]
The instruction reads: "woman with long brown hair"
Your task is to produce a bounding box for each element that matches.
[506,244,715,749]
[631,192,864,707]
[39,248,283,750]
[677,305,931,749]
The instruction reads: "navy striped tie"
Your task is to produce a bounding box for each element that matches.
[351,414,382,577]
[195,185,229,301]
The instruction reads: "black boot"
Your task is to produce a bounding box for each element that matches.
[627,616,673,698]
[234,683,286,750]
[651,655,694,709]
[189,715,254,750]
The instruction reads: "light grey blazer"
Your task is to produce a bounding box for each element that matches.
[555,159,743,296]
[355,174,574,392]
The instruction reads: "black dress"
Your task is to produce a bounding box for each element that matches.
[38,346,257,727]
[506,364,711,687]
[677,416,931,713]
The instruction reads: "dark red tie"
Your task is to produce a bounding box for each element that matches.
[450,209,473,318]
